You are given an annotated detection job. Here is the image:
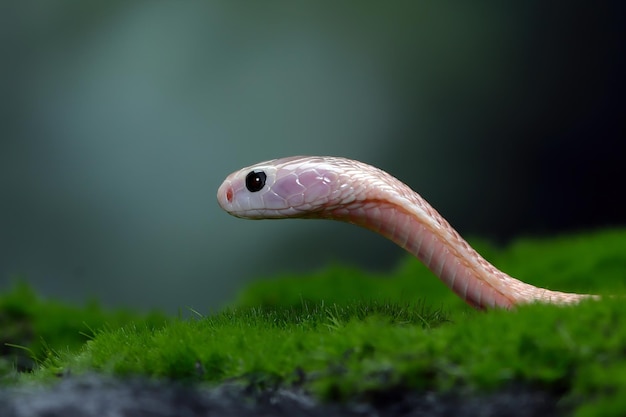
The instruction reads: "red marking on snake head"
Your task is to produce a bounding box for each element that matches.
[226,187,233,203]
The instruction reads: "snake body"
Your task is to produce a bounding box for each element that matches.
[217,156,593,309]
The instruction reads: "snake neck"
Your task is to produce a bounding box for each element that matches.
[330,197,587,309]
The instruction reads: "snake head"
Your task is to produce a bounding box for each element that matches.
[217,156,354,219]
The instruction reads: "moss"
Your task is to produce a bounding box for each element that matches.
[2,228,626,416]
[0,281,168,378]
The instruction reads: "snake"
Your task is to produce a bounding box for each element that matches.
[217,156,595,310]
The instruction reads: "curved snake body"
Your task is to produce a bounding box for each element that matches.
[217,156,593,309]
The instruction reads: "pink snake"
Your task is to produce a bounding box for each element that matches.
[217,156,594,310]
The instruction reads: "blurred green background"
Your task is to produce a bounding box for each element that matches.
[1,2,624,313]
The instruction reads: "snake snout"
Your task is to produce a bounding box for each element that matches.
[216,180,235,212]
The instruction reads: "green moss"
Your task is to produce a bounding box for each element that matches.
[3,228,626,416]
[0,281,167,378]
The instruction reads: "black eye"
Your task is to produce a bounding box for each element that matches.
[245,170,267,192]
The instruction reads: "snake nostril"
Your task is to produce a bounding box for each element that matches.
[226,187,233,203]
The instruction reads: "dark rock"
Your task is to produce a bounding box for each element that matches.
[0,374,570,417]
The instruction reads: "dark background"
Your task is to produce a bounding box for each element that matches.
[1,2,624,313]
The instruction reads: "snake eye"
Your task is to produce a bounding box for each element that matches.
[245,170,267,192]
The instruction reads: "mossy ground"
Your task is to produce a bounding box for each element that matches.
[0,283,168,378]
[1,229,625,416]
